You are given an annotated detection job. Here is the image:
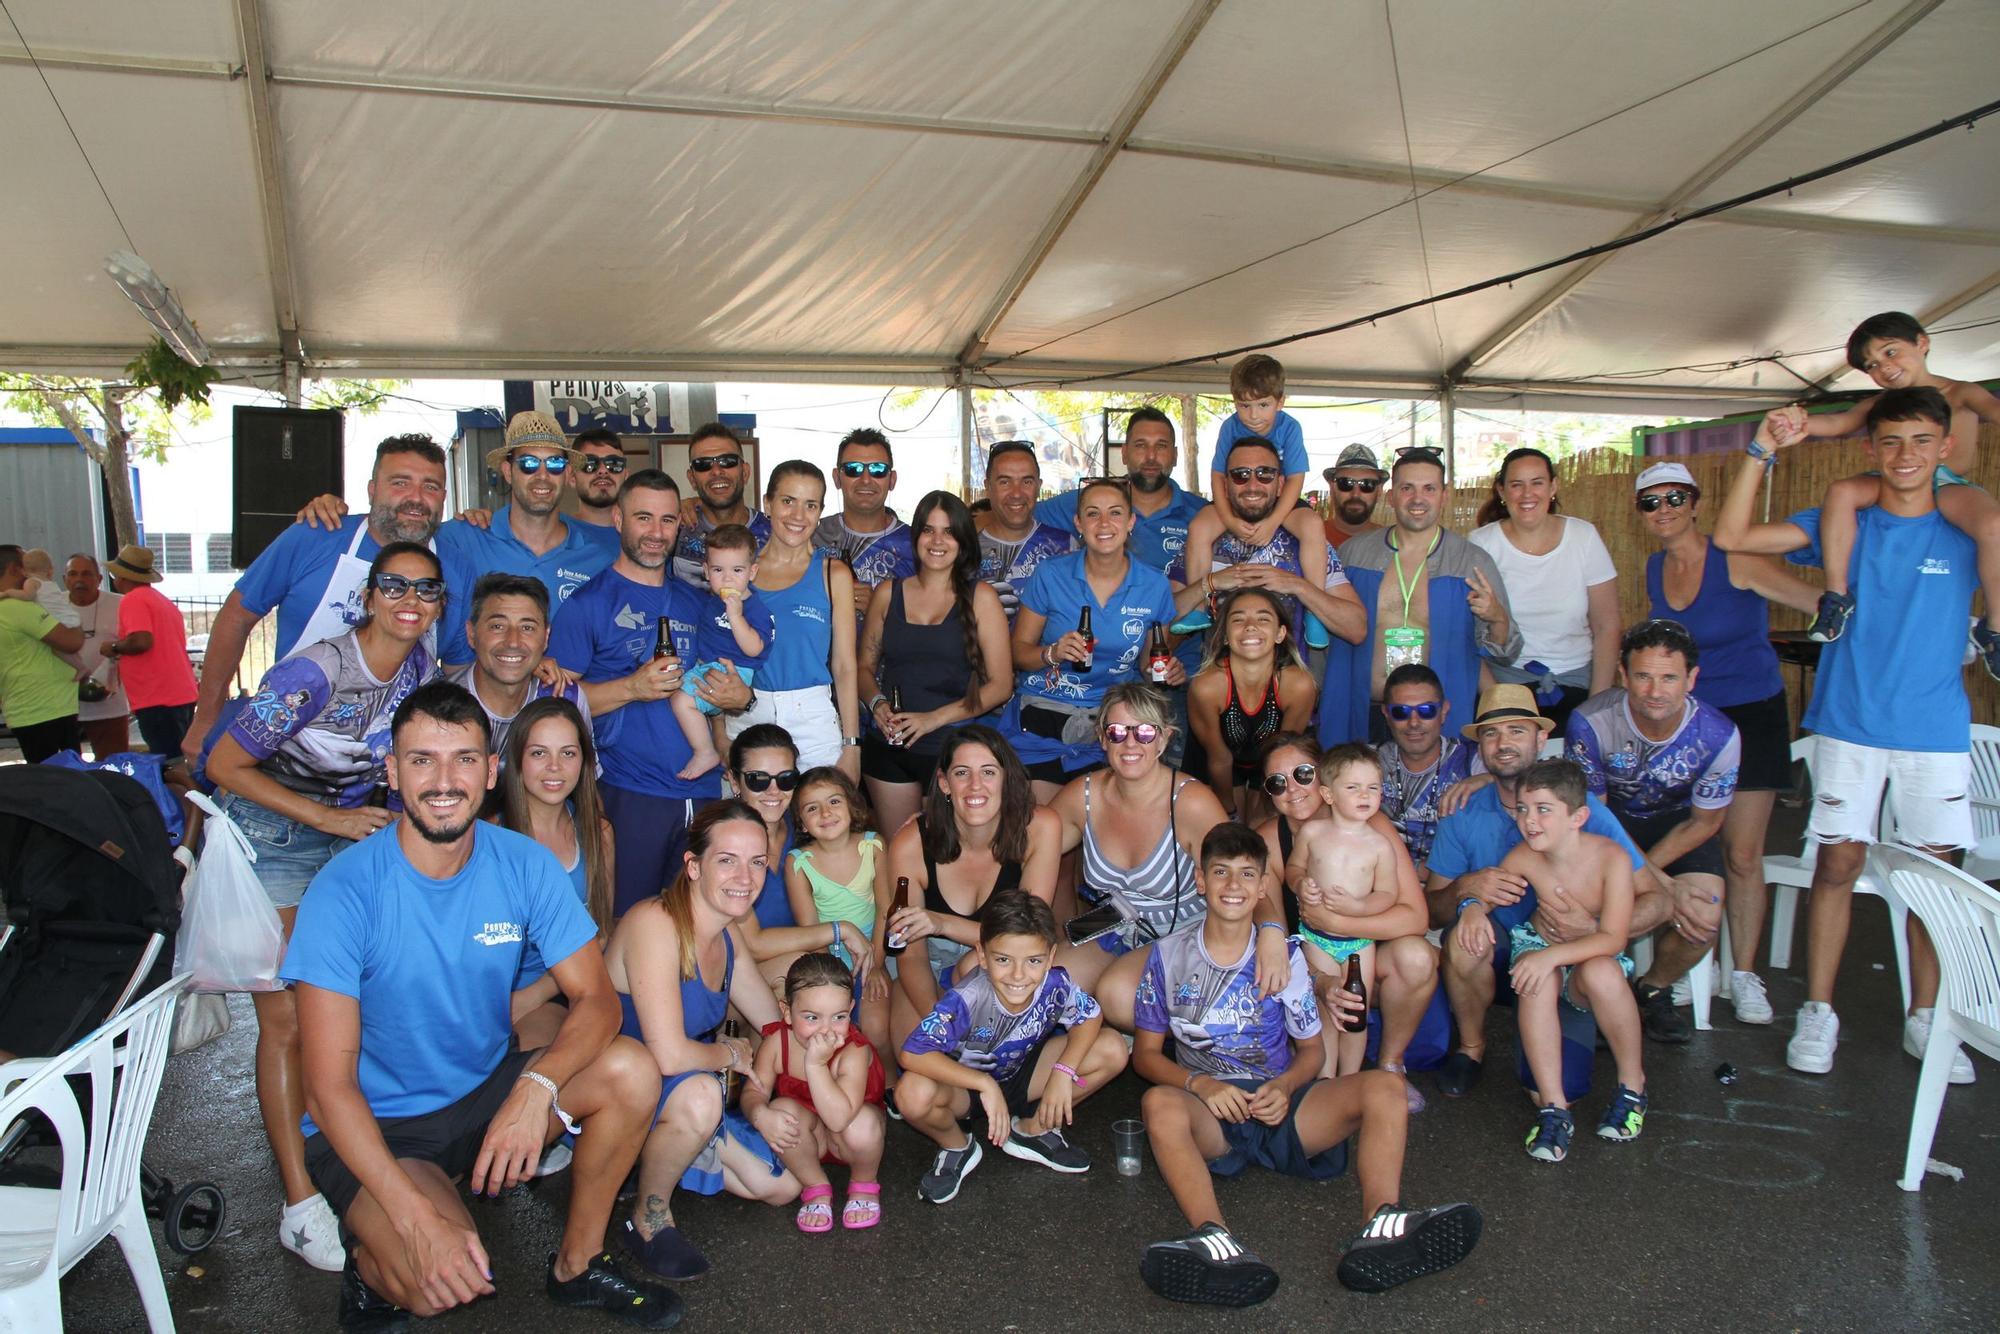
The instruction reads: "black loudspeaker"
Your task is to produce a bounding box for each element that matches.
[232,406,344,569]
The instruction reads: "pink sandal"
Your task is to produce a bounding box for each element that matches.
[842,1181,882,1230]
[796,1183,834,1233]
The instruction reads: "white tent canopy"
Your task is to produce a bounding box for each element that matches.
[4,0,1997,416]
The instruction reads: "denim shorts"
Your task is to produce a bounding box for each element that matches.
[214,792,353,910]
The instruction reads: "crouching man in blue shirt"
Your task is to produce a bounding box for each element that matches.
[287,681,678,1330]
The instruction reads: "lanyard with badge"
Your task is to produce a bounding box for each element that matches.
[1384,529,1439,671]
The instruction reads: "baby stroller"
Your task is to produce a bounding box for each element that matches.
[0,763,228,1254]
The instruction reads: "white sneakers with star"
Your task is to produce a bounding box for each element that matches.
[279,1192,346,1272]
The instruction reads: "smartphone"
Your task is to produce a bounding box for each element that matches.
[1064,901,1128,947]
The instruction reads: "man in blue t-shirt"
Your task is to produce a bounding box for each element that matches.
[185,434,447,765]
[549,469,752,916]
[1714,391,1977,1080]
[284,681,677,1329]
[1425,686,1665,1099]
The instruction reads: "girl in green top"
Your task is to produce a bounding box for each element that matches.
[786,765,896,1079]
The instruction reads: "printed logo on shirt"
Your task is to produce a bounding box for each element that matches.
[790,604,827,626]
[614,604,647,631]
[1122,617,1147,641]
[1118,605,1155,617]
[1919,558,1952,575]
[1162,533,1187,555]
[473,921,524,946]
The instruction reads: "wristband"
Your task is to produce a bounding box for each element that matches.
[1744,439,1777,467]
[1255,920,1286,934]
[518,1070,581,1136]
[1455,896,1482,919]
[842,735,861,747]
[1183,1071,1201,1092]
[1041,644,1055,667]
[866,693,888,714]
[1052,1061,1084,1089]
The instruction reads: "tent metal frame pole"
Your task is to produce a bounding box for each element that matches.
[0,45,237,80]
[958,380,974,500]
[1179,393,1199,490]
[1439,384,1456,486]
[957,0,1222,366]
[1449,0,1946,380]
[232,0,302,383]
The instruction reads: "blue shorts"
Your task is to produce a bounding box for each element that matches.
[1207,1077,1347,1181]
[214,792,352,911]
[1299,925,1371,965]
[680,660,758,716]
[1508,922,1634,1007]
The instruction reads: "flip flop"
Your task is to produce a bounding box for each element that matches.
[842,1181,882,1230]
[796,1183,834,1234]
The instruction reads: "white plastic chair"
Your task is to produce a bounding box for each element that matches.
[1958,724,2000,881]
[1870,846,1999,1191]
[0,973,188,1332]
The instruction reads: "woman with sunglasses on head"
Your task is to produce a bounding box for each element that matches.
[1468,447,1621,733]
[202,540,444,1275]
[1637,462,1822,1026]
[1185,588,1318,823]
[727,460,861,780]
[727,724,877,996]
[858,490,1014,838]
[1048,684,1274,1031]
[884,725,1061,1048]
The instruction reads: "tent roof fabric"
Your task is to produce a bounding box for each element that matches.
[4,0,1997,411]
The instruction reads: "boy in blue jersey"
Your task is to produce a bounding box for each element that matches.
[671,524,774,780]
[897,891,1129,1203]
[1206,354,1309,551]
[1135,823,1480,1306]
[1714,389,1978,1081]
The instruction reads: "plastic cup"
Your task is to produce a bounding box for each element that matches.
[1112,1119,1145,1177]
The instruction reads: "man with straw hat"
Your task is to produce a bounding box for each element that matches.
[432,411,619,667]
[100,543,199,762]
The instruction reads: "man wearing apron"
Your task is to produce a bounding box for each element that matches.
[183,434,448,764]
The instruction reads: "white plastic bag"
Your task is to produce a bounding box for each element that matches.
[170,991,232,1054]
[175,791,286,993]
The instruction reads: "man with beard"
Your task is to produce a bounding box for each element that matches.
[816,427,916,620]
[549,469,751,916]
[1321,449,1520,750]
[570,429,627,528]
[286,681,679,1330]
[185,434,448,764]
[64,552,131,758]
[447,572,592,763]
[1375,664,1477,880]
[672,422,771,589]
[1322,445,1386,549]
[976,441,1072,622]
[431,413,619,668]
[1425,686,1670,1098]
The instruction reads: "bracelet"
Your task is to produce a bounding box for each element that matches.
[1183,1071,1201,1092]
[1052,1061,1084,1089]
[1041,643,1055,667]
[518,1070,581,1135]
[1255,920,1286,934]
[842,735,861,747]
[866,693,888,714]
[1744,439,1777,468]
[1455,896,1482,918]
[831,922,845,953]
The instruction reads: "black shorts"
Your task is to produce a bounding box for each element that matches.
[861,732,944,786]
[1718,689,1793,793]
[1023,756,1098,786]
[1616,808,1725,879]
[972,1031,1060,1122]
[304,1045,535,1232]
[1208,1077,1348,1181]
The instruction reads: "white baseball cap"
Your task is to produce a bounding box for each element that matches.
[1634,461,1697,493]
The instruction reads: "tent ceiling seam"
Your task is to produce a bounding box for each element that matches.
[231,0,299,350]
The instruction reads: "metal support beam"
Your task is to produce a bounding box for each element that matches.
[232,0,302,367]
[957,0,1221,367]
[1439,384,1456,486]
[1179,394,1200,491]
[0,45,238,80]
[958,379,975,499]
[1449,0,1944,380]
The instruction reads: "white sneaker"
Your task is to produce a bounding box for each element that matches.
[1670,976,1692,1008]
[1903,1009,1977,1086]
[279,1192,346,1272]
[1729,971,1774,1025]
[1786,1002,1839,1074]
[536,1140,574,1177]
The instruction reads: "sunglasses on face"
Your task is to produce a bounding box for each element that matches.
[1226,466,1280,484]
[1636,490,1694,512]
[739,768,800,793]
[372,573,446,602]
[1262,764,1320,796]
[1102,722,1162,746]
[840,460,891,478]
[1334,477,1381,493]
[689,452,742,473]
[1386,701,1442,721]
[510,453,568,475]
[578,455,627,475]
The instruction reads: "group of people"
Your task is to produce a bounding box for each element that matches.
[10,307,1987,1327]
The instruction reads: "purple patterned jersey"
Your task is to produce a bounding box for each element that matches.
[1564,690,1740,822]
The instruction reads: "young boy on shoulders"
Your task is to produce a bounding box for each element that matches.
[896,890,1128,1203]
[1207,353,1309,539]
[1455,759,1646,1164]
[1134,822,1480,1307]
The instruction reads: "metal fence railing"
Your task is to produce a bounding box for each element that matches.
[173,595,278,701]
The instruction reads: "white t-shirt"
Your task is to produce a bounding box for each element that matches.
[1468,516,1616,676]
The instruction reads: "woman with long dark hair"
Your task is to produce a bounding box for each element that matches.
[1185,587,1318,822]
[858,490,1013,837]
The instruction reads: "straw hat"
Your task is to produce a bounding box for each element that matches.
[103,544,162,584]
[485,410,578,469]
[1460,683,1556,740]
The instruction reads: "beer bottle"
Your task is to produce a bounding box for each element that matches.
[653,615,674,660]
[1072,605,1095,668]
[890,684,904,712]
[1341,956,1368,1033]
[885,877,912,955]
[1147,624,1172,684]
[720,1018,745,1105]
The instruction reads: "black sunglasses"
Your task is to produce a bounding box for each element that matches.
[1334,477,1381,493]
[689,453,742,473]
[1386,701,1441,721]
[372,573,446,603]
[840,460,891,478]
[509,453,568,475]
[1226,465,1280,484]
[739,768,800,793]
[579,455,628,475]
[1636,490,1694,512]
[1262,763,1320,796]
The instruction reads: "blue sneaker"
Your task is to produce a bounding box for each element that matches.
[1596,1083,1648,1142]
[1302,611,1330,650]
[1170,606,1214,637]
[1973,623,2000,683]
[1806,591,1854,643]
[1524,1106,1572,1163]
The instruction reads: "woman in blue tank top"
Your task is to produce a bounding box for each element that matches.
[723,460,860,775]
[1636,462,1823,1024]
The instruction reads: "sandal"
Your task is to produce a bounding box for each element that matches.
[842,1181,882,1230]
[796,1183,834,1234]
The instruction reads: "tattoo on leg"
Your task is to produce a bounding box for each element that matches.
[641,1193,672,1236]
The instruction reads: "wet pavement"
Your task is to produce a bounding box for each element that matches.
[48,890,1997,1334]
